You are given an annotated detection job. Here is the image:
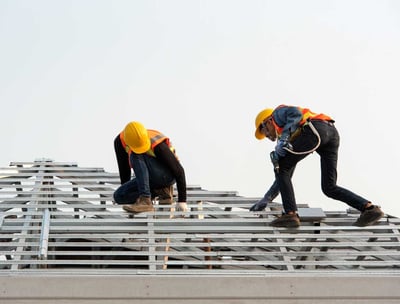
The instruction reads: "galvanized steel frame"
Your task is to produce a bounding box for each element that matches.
[0,160,400,275]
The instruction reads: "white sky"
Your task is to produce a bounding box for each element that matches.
[1,0,399,216]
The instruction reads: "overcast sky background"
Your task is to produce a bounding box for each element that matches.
[1,0,399,216]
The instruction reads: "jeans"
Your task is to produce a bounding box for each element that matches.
[113,153,175,204]
[277,120,369,213]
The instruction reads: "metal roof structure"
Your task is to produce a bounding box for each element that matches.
[1,160,400,303]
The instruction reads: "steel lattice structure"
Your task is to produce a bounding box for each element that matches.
[1,159,399,275]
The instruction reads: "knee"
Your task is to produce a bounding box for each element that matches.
[113,189,123,204]
[277,168,292,179]
[321,184,337,198]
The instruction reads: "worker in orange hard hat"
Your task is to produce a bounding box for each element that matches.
[113,121,188,214]
[251,104,384,228]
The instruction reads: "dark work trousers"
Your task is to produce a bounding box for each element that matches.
[277,120,369,213]
[113,153,175,204]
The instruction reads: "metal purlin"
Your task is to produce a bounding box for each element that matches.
[1,160,400,274]
[39,208,50,264]
[11,163,47,270]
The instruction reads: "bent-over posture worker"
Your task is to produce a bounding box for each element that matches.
[252,105,384,228]
[113,121,187,214]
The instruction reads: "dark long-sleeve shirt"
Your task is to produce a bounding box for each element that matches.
[114,135,187,202]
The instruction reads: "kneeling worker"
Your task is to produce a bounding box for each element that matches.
[113,121,187,213]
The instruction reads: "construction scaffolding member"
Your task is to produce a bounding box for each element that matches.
[113,121,187,214]
[251,105,384,228]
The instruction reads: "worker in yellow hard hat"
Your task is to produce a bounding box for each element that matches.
[113,121,188,214]
[251,104,384,228]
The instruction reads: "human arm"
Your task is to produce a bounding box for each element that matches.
[272,106,303,141]
[153,142,187,202]
[114,135,131,184]
[250,179,280,211]
[271,106,301,156]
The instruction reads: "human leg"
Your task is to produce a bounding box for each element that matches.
[143,155,175,189]
[276,163,298,213]
[276,125,317,213]
[113,179,140,204]
[315,121,384,226]
[117,153,155,213]
[113,179,154,212]
[316,122,369,211]
[122,153,176,212]
[319,147,384,226]
[129,153,151,198]
[319,149,370,211]
[270,162,302,228]
[143,155,175,204]
[270,123,322,227]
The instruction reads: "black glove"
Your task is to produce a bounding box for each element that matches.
[275,139,293,157]
[250,197,270,211]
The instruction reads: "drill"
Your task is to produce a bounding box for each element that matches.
[270,151,280,173]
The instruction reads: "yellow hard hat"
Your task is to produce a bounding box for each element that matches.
[254,108,274,140]
[123,121,151,154]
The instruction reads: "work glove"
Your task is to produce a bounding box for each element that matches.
[250,197,271,211]
[176,202,189,217]
[275,139,293,157]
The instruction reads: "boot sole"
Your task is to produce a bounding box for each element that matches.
[270,224,300,228]
[353,213,384,227]
[123,206,155,214]
[270,221,300,228]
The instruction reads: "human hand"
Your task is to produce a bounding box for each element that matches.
[275,139,293,157]
[176,202,189,217]
[250,197,270,211]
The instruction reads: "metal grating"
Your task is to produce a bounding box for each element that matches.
[1,160,400,275]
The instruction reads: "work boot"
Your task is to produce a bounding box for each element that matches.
[154,185,174,205]
[123,196,154,214]
[353,205,384,227]
[270,213,300,228]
